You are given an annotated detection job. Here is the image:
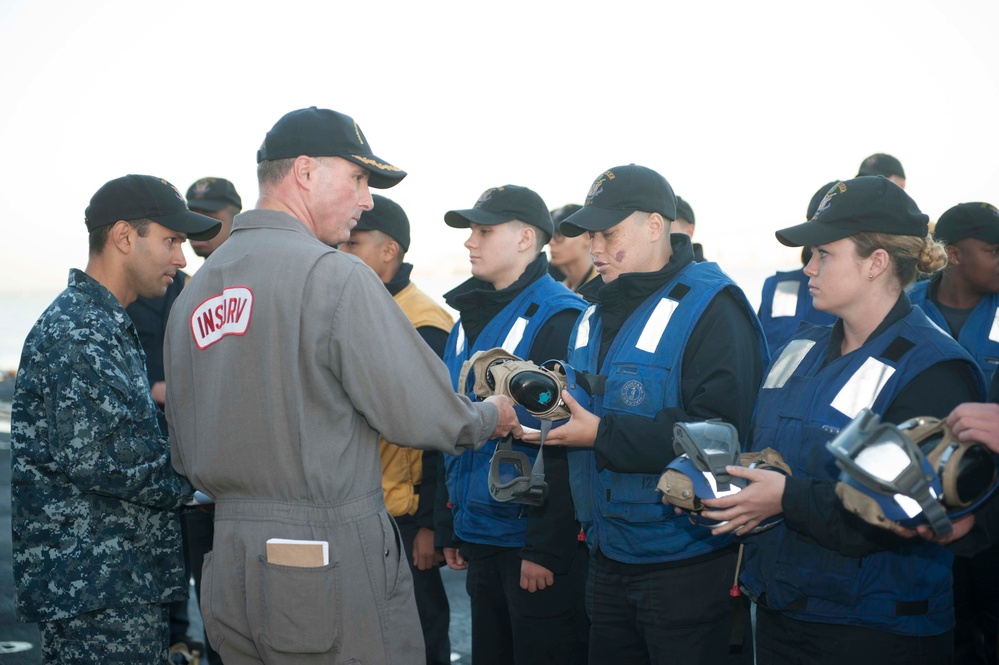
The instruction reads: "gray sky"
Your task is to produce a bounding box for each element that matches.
[2,0,997,307]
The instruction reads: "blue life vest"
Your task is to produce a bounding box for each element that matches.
[758,268,836,357]
[908,279,999,386]
[567,262,768,563]
[443,275,585,547]
[741,307,985,636]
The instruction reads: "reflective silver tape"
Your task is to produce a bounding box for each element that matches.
[772,280,801,318]
[502,317,529,354]
[762,339,816,389]
[574,305,597,350]
[830,357,896,419]
[455,324,465,356]
[636,298,679,353]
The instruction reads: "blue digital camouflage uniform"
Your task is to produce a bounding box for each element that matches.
[10,269,193,650]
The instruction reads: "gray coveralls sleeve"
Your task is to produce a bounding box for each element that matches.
[164,209,496,664]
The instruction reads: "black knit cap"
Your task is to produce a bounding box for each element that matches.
[256,107,406,189]
[934,202,999,245]
[85,175,222,240]
[444,185,554,239]
[559,164,676,238]
[355,194,411,251]
[776,176,928,248]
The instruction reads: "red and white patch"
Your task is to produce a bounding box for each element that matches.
[190,286,253,349]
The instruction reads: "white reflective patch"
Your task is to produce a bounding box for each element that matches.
[772,280,801,318]
[990,307,999,343]
[763,339,816,389]
[636,298,678,353]
[455,324,465,355]
[893,493,923,519]
[574,306,596,350]
[190,287,253,350]
[502,317,529,354]
[830,357,896,419]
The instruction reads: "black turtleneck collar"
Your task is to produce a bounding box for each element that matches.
[444,253,551,346]
[384,262,413,297]
[823,293,913,366]
[578,233,695,316]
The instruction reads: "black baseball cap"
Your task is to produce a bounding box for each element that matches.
[355,194,411,251]
[559,164,676,238]
[675,196,695,225]
[775,176,928,248]
[934,202,999,245]
[85,175,222,240]
[444,185,553,239]
[256,106,406,189]
[186,177,242,212]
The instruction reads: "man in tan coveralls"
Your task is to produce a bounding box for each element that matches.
[164,106,522,664]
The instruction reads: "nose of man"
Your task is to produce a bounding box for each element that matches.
[358,183,374,211]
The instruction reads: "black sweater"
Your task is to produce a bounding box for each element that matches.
[578,235,765,476]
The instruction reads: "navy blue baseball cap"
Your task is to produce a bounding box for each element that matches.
[559,164,677,238]
[257,107,406,189]
[85,175,222,240]
[355,194,411,251]
[776,176,928,248]
[934,202,999,245]
[186,177,242,212]
[445,185,554,239]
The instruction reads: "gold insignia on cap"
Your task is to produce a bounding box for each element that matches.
[353,121,364,145]
[161,179,184,201]
[351,155,401,172]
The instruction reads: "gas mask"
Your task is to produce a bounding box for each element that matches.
[458,348,592,506]
[826,408,999,536]
[658,420,791,534]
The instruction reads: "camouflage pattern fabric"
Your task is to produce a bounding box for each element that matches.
[39,602,169,663]
[10,269,193,623]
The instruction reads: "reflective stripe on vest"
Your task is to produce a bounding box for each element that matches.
[637,298,680,353]
[772,280,801,318]
[763,339,816,390]
[455,324,466,355]
[502,317,529,353]
[574,305,597,351]
[830,357,895,418]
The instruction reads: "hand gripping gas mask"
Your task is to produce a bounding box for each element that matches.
[826,408,999,536]
[657,420,791,534]
[458,348,592,506]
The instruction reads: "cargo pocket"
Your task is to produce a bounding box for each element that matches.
[256,556,342,655]
[382,512,408,598]
[199,552,226,654]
